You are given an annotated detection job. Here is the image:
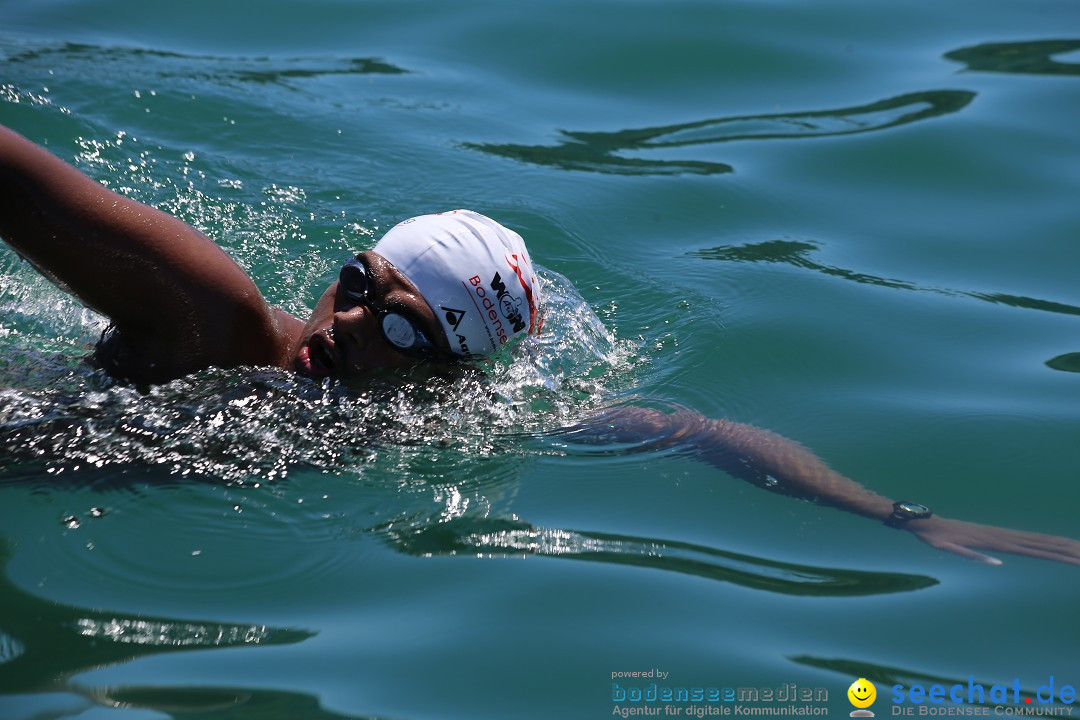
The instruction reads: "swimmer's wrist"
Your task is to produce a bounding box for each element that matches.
[883,501,933,529]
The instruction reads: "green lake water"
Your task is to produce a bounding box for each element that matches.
[2,1,1079,718]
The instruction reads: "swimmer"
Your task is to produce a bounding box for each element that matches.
[2,123,1078,567]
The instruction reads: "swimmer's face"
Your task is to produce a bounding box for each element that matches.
[293,251,454,379]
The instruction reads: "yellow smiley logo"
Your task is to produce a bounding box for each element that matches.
[848,678,877,709]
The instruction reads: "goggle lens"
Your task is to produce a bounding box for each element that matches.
[338,257,369,303]
[338,255,441,359]
[381,313,417,350]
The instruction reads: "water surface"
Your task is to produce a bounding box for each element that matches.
[2,1,1079,718]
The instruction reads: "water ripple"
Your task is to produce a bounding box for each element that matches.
[945,39,1080,77]
[465,90,975,176]
[0,539,312,697]
[381,516,937,597]
[2,41,410,86]
[691,238,1080,319]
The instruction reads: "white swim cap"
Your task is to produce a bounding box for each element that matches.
[372,210,542,357]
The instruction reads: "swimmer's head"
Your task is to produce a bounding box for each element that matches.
[372,210,542,358]
[293,210,541,379]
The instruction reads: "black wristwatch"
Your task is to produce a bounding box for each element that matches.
[884,501,932,528]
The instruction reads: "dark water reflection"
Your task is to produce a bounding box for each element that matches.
[0,542,375,719]
[99,686,384,719]
[692,239,1080,319]
[381,516,937,597]
[945,39,1080,76]
[1045,352,1080,373]
[3,42,410,85]
[467,91,975,175]
[693,239,1080,373]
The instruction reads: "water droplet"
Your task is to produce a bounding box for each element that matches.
[764,475,779,487]
[89,507,106,518]
[62,515,81,529]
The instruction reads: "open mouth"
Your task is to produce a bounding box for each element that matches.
[297,331,338,378]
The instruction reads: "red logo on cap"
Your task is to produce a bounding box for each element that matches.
[505,254,541,334]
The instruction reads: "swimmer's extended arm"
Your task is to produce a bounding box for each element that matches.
[579,405,1080,567]
[0,125,294,380]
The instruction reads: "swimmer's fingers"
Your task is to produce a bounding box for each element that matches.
[907,516,1080,567]
[915,535,1002,566]
[1004,530,1080,566]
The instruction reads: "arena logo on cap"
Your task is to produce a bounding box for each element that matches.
[440,305,470,354]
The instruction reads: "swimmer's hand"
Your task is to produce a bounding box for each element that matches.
[903,515,1080,567]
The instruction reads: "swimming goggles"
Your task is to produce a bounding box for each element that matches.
[338,256,442,359]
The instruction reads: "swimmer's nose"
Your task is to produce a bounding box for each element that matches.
[332,306,376,352]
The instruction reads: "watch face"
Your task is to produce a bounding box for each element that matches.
[896,502,930,517]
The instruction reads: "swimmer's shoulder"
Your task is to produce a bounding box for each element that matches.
[92,307,303,386]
